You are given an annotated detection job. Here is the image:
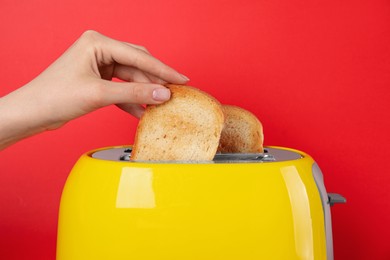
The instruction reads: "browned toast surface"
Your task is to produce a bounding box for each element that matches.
[131,84,224,161]
[217,105,264,153]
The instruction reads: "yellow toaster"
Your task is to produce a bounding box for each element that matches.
[56,146,345,260]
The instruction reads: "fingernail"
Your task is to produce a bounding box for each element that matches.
[153,88,171,101]
[180,74,190,81]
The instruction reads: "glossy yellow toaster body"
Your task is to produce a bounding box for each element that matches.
[57,146,340,260]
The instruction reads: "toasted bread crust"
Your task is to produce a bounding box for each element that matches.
[217,105,264,153]
[131,84,224,161]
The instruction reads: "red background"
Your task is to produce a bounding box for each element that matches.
[1,0,389,259]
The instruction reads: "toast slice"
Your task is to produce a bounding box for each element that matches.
[131,84,224,161]
[217,105,264,153]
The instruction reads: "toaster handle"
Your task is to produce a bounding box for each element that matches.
[327,193,346,206]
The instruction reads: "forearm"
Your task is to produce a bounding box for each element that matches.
[0,86,47,150]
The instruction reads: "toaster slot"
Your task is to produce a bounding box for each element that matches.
[213,153,275,163]
[119,148,132,161]
[92,147,302,162]
[118,149,275,162]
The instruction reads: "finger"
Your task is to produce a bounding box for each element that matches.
[113,65,152,83]
[99,80,171,106]
[122,44,168,84]
[116,103,145,118]
[123,42,150,54]
[113,65,166,84]
[144,71,168,85]
[96,33,189,84]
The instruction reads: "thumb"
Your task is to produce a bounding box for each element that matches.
[100,81,171,106]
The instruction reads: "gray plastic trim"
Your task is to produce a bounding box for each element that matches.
[312,163,334,260]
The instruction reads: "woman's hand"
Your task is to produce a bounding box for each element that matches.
[0,30,189,150]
